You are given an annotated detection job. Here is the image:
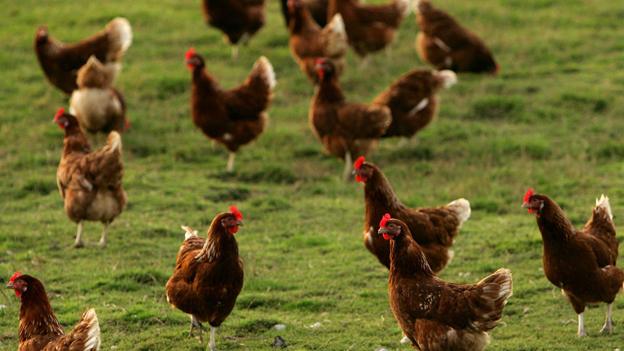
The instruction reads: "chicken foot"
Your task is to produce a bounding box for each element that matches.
[577,313,586,337]
[99,222,110,248]
[190,315,207,343]
[226,152,236,173]
[208,326,218,351]
[343,151,353,182]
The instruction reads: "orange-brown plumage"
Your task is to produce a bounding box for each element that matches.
[7,273,101,351]
[202,0,265,46]
[327,0,409,57]
[186,49,274,172]
[34,18,132,94]
[286,0,347,83]
[165,210,244,348]
[309,58,391,179]
[281,0,329,27]
[415,0,497,74]
[523,191,624,335]
[354,159,470,272]
[373,69,456,138]
[55,110,126,248]
[380,218,512,351]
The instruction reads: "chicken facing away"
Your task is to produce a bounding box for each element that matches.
[286,0,348,84]
[186,48,275,172]
[6,272,101,351]
[353,156,470,272]
[309,58,391,180]
[373,69,456,138]
[70,56,128,144]
[34,17,132,94]
[202,0,266,59]
[166,207,245,351]
[379,215,512,351]
[523,189,624,336]
[55,109,126,248]
[414,0,498,74]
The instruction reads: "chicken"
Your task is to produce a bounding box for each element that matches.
[378,215,512,351]
[70,56,128,144]
[165,207,245,351]
[522,189,624,336]
[310,58,391,180]
[353,156,470,272]
[373,69,456,139]
[281,0,329,27]
[34,17,132,94]
[185,48,275,172]
[327,0,410,58]
[6,272,101,351]
[414,0,498,74]
[54,108,126,248]
[286,0,347,84]
[202,0,266,59]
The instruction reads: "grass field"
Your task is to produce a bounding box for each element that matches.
[1,0,624,350]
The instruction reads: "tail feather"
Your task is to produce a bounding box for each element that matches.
[447,198,471,228]
[396,0,411,19]
[106,17,133,60]
[253,56,276,90]
[181,225,198,240]
[69,308,101,351]
[323,14,348,58]
[596,194,613,220]
[470,268,513,331]
[436,70,458,89]
[106,131,122,153]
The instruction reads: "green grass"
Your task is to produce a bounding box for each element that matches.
[1,0,624,350]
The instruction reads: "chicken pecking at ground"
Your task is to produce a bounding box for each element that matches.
[310,58,391,180]
[327,0,410,60]
[523,189,624,336]
[34,17,132,94]
[373,68,457,139]
[353,156,470,273]
[70,56,128,145]
[6,272,101,351]
[55,108,126,248]
[414,0,498,74]
[286,0,347,84]
[185,48,275,172]
[281,0,329,28]
[165,207,245,351]
[202,0,266,59]
[378,215,512,351]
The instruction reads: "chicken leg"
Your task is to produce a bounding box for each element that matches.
[190,315,206,343]
[231,46,239,61]
[99,222,110,248]
[577,313,586,337]
[209,326,218,351]
[600,303,614,334]
[74,221,85,248]
[343,151,353,182]
[226,152,236,173]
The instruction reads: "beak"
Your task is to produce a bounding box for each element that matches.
[352,169,357,176]
[5,281,13,289]
[236,220,243,226]
[521,202,530,209]
[377,227,389,235]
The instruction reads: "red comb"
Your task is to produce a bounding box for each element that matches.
[54,108,65,121]
[353,156,365,170]
[230,205,243,221]
[379,213,391,228]
[523,188,534,203]
[9,272,22,283]
[185,47,196,61]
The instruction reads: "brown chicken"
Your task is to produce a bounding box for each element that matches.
[310,58,391,180]
[70,56,128,143]
[327,0,409,58]
[286,0,347,84]
[281,0,329,27]
[353,157,470,272]
[34,17,132,94]
[55,108,126,248]
[6,272,101,351]
[373,69,456,138]
[165,207,245,351]
[415,0,498,74]
[378,215,512,351]
[523,189,624,336]
[202,0,266,59]
[186,48,274,172]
